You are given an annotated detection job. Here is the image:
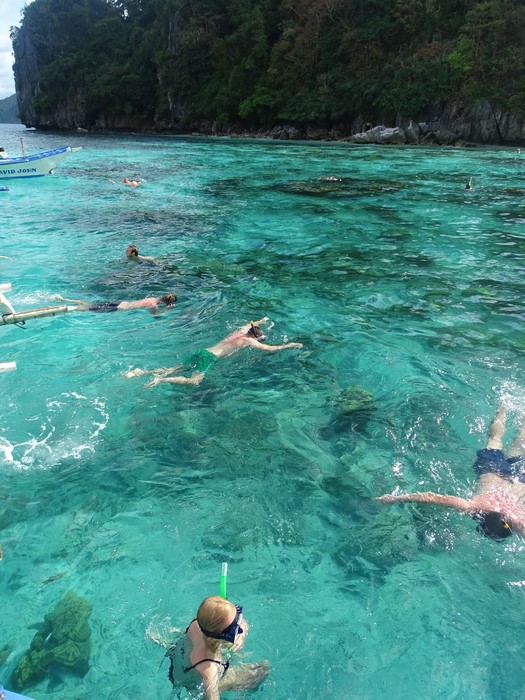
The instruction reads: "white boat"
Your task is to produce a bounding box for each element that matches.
[0,146,82,180]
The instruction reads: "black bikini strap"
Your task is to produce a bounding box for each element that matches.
[184,658,229,673]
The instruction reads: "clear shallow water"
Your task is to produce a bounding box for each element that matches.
[1,123,525,699]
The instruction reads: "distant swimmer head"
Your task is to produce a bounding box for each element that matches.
[160,293,177,307]
[126,245,139,258]
[246,321,265,340]
[474,510,512,540]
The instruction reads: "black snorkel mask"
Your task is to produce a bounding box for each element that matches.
[247,321,265,341]
[199,605,244,644]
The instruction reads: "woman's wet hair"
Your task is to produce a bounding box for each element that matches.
[126,245,139,257]
[160,293,177,305]
[474,511,512,540]
[246,321,264,339]
[197,596,236,650]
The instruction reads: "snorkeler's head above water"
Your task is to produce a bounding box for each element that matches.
[160,293,177,307]
[246,321,265,340]
[474,510,512,540]
[197,596,244,647]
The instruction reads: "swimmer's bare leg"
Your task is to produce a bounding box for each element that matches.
[219,662,271,692]
[486,406,506,450]
[507,415,525,457]
[124,365,183,380]
[55,294,90,306]
[145,371,204,388]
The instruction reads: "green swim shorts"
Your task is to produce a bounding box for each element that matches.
[187,349,217,374]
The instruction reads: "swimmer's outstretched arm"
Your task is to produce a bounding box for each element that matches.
[152,306,170,316]
[376,491,472,512]
[247,338,302,352]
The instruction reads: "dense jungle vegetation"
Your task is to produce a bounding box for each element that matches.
[10,0,525,129]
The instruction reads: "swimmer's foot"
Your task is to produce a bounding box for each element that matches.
[188,372,205,385]
[124,368,148,379]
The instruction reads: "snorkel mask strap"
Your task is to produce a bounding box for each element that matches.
[198,625,227,640]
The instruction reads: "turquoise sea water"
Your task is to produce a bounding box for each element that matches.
[1,123,525,700]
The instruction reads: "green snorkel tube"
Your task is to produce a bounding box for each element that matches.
[220,562,228,599]
[219,562,237,656]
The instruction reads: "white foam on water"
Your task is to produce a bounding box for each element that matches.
[0,392,109,469]
[498,380,525,423]
[11,290,63,306]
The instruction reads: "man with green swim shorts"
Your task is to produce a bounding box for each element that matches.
[124,317,302,387]
[188,349,218,375]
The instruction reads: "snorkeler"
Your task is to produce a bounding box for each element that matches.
[124,317,302,386]
[125,244,155,261]
[55,293,177,316]
[376,405,525,540]
[123,176,139,187]
[165,596,270,700]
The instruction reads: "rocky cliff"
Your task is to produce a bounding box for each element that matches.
[11,11,525,145]
[0,94,20,123]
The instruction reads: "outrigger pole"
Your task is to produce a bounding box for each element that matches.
[0,284,75,369]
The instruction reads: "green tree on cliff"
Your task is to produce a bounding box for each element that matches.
[11,0,525,131]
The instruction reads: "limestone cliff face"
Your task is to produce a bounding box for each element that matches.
[12,25,39,127]
[12,17,525,144]
[440,101,525,145]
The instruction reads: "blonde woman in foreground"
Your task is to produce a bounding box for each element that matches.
[165,596,270,699]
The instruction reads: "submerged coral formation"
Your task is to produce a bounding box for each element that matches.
[11,590,92,692]
[321,385,375,439]
[335,509,419,576]
[334,385,375,415]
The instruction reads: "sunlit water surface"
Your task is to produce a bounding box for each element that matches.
[1,124,525,699]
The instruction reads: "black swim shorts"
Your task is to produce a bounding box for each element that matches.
[89,301,121,313]
[474,448,525,482]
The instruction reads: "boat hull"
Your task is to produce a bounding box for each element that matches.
[0,146,81,180]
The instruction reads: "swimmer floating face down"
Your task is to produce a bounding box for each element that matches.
[474,510,512,540]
